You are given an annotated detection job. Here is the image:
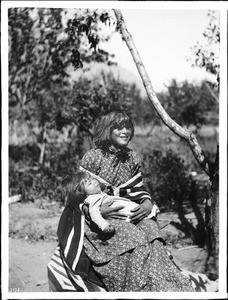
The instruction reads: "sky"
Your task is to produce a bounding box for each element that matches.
[101,9,219,91]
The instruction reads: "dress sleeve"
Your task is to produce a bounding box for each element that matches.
[130,151,155,204]
[131,150,142,177]
[131,152,160,214]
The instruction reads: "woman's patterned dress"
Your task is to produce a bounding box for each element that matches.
[80,147,194,292]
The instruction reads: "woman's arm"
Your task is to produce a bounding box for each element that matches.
[129,198,153,223]
[129,151,159,223]
[100,199,127,220]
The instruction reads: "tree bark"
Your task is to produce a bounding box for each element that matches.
[113,9,219,278]
[205,145,219,279]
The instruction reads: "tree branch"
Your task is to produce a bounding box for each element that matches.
[205,83,219,104]
[113,9,210,176]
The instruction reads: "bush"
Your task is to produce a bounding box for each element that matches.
[9,160,64,203]
[9,140,83,204]
[9,144,40,164]
[142,149,193,212]
[8,143,198,213]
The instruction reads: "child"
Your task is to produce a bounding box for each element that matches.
[62,171,152,234]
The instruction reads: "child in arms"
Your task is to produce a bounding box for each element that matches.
[62,171,146,234]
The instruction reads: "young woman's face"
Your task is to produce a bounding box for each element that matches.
[83,176,101,195]
[110,125,132,148]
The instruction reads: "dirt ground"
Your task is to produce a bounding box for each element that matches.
[8,202,208,293]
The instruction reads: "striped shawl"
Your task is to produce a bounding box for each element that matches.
[47,169,218,292]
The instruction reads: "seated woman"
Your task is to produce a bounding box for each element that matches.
[47,109,218,292]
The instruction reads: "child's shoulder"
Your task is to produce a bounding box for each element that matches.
[84,193,104,203]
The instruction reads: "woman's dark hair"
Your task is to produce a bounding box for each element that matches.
[61,171,89,203]
[93,109,134,148]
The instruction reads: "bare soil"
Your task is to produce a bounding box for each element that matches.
[8,202,207,293]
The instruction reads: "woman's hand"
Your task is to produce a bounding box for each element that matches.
[100,199,126,220]
[130,198,153,224]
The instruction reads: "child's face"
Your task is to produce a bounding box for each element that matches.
[110,125,132,148]
[83,176,102,195]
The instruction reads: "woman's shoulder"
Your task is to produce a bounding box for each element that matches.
[128,148,141,164]
[82,147,103,159]
[80,148,104,172]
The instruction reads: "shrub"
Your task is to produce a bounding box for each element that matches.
[9,159,64,203]
[9,140,82,204]
[142,149,193,212]
[9,144,40,164]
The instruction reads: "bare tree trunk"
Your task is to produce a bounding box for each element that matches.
[37,124,48,165]
[205,145,219,279]
[113,9,219,278]
[12,120,19,145]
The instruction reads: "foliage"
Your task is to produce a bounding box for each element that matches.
[142,149,193,211]
[8,8,114,113]
[142,149,208,246]
[53,72,145,139]
[9,143,79,203]
[64,9,115,68]
[188,10,220,86]
[9,8,67,117]
[9,143,193,208]
[8,8,115,162]
[9,160,63,204]
[157,79,218,128]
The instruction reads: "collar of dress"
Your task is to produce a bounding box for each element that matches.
[108,145,129,155]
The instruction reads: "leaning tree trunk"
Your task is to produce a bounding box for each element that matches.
[113,9,219,278]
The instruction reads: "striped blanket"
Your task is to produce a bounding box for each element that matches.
[47,170,154,291]
[47,170,218,292]
[47,194,106,291]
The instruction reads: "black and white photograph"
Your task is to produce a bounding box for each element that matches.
[2,1,227,299]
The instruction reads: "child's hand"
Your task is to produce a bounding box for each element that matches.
[113,187,120,196]
[103,225,115,234]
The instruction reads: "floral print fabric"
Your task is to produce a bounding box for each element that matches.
[80,147,194,292]
[80,147,141,186]
[84,219,194,292]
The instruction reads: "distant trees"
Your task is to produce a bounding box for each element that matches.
[158,79,218,129]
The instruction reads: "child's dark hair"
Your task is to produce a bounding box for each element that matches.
[93,108,134,148]
[61,171,89,203]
